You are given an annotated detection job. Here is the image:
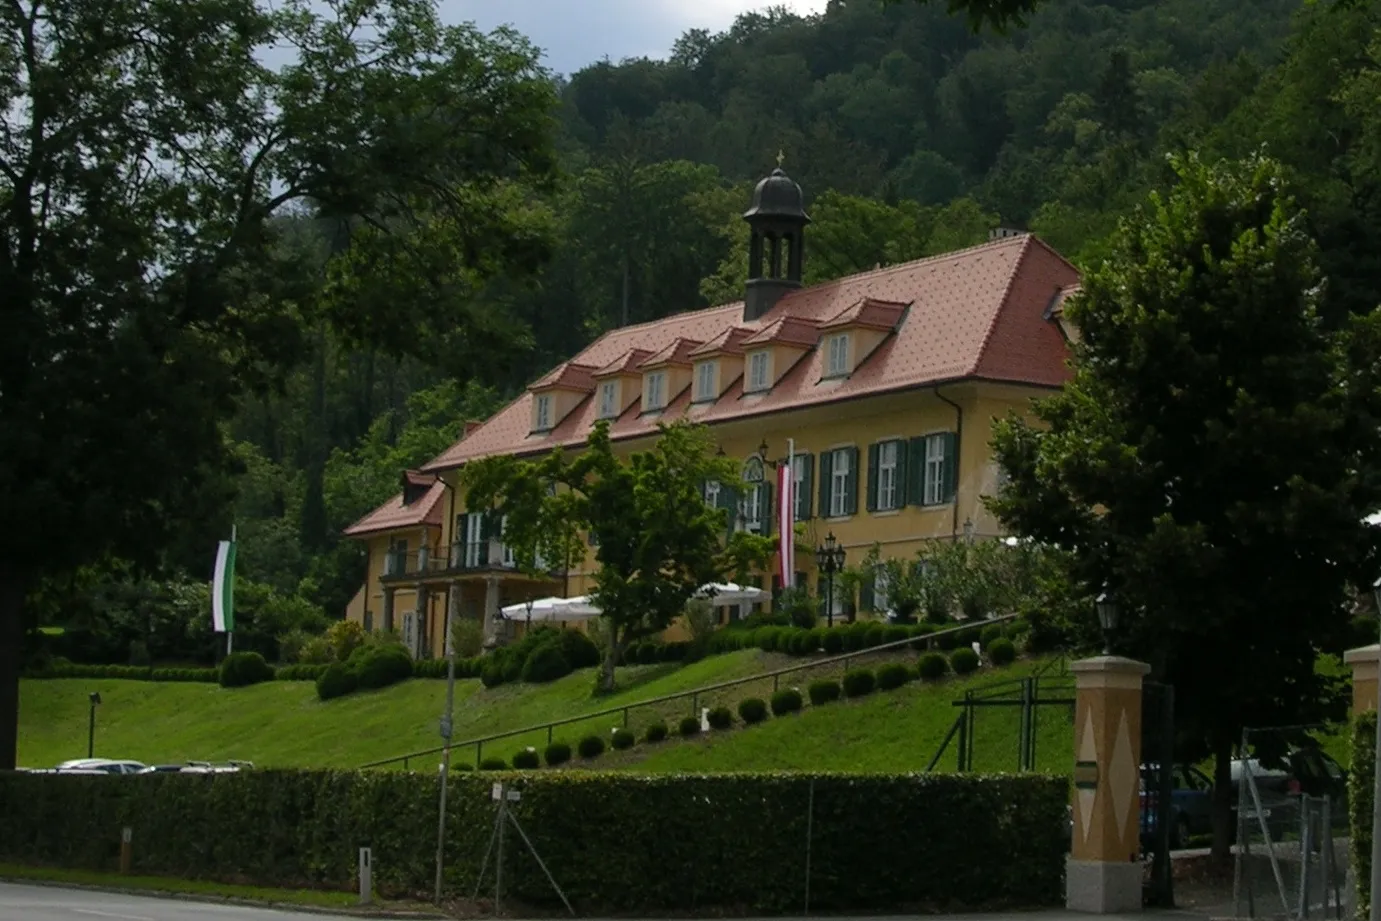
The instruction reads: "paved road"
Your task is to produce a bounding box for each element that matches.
[0,883,365,921]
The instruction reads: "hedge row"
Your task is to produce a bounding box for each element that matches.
[1353,711,1375,917]
[28,664,221,682]
[0,769,1067,912]
[705,618,1022,659]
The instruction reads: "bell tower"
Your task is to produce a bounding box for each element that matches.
[743,153,810,322]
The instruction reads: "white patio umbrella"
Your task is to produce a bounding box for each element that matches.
[499,595,602,622]
[695,582,770,606]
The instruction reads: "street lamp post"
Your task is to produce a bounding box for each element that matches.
[814,532,846,628]
[1095,592,1118,656]
[87,692,101,758]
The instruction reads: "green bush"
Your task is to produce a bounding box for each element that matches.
[544,742,573,766]
[950,647,980,675]
[908,623,937,650]
[512,748,541,770]
[808,679,841,705]
[876,663,910,691]
[277,664,327,681]
[980,623,1006,648]
[863,625,887,648]
[352,644,413,690]
[637,643,662,665]
[0,769,1069,912]
[841,623,868,652]
[644,721,669,743]
[770,688,803,716]
[661,641,689,662]
[611,728,636,750]
[707,706,734,730]
[219,651,275,688]
[578,735,606,759]
[917,652,950,681]
[480,663,506,688]
[678,716,701,737]
[1354,711,1377,917]
[842,669,875,697]
[521,643,572,684]
[315,663,357,701]
[987,637,1017,666]
[479,757,508,771]
[737,698,768,724]
[821,630,844,655]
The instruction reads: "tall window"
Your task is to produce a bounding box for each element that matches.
[598,381,619,419]
[826,333,850,377]
[645,371,666,410]
[500,514,515,568]
[924,433,947,505]
[533,394,552,431]
[829,447,851,517]
[740,456,765,533]
[792,454,809,520]
[703,479,721,508]
[464,513,483,567]
[878,440,899,510]
[747,351,770,392]
[694,360,718,402]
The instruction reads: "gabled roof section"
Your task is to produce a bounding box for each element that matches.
[592,348,654,378]
[530,361,598,393]
[689,327,753,358]
[343,477,446,538]
[1044,283,1083,319]
[819,297,909,333]
[422,233,1077,473]
[639,337,702,369]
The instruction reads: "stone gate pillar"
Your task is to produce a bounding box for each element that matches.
[1345,644,1379,715]
[1067,655,1151,914]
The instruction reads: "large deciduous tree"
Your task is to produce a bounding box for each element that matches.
[989,152,1381,856]
[0,0,560,769]
[462,421,772,691]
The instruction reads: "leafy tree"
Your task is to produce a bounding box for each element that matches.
[462,421,771,690]
[988,152,1381,856]
[0,0,559,769]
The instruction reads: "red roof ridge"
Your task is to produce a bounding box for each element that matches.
[343,478,446,538]
[819,296,910,332]
[689,326,754,358]
[531,360,599,392]
[592,348,655,378]
[741,315,819,348]
[967,234,1035,377]
[639,337,703,368]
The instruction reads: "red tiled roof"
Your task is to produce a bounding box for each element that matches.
[531,361,598,392]
[639,338,702,369]
[422,235,1078,473]
[689,326,753,358]
[343,478,446,538]
[593,348,654,378]
[1045,283,1082,319]
[741,315,819,348]
[819,297,909,332]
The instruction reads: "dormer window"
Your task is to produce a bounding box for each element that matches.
[598,380,619,419]
[747,351,770,392]
[694,360,718,403]
[644,371,667,411]
[533,394,553,432]
[825,333,851,378]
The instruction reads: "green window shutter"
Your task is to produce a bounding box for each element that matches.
[907,436,926,506]
[943,432,959,503]
[718,481,738,536]
[895,439,910,506]
[866,443,880,513]
[799,453,814,520]
[846,446,860,516]
[817,451,833,518]
[456,514,469,547]
[761,483,773,536]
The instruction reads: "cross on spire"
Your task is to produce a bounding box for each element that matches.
[776,149,785,168]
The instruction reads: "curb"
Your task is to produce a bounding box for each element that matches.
[0,876,451,919]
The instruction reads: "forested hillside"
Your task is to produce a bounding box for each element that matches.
[33,0,1381,664]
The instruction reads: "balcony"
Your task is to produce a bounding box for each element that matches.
[379,542,555,581]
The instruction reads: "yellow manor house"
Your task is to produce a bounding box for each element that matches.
[342,166,1081,658]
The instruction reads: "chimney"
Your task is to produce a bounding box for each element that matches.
[742,162,810,322]
[464,420,483,437]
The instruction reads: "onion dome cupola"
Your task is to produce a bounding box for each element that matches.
[742,153,810,322]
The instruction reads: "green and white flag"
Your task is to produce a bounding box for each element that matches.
[212,535,237,634]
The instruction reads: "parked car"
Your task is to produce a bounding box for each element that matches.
[55,758,147,774]
[179,760,253,774]
[1140,763,1214,849]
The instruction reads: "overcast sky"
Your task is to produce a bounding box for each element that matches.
[443,0,831,76]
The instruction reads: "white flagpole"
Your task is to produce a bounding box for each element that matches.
[226,524,236,656]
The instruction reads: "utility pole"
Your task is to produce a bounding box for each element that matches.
[434,589,458,904]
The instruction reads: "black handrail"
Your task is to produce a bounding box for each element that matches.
[358,613,1019,770]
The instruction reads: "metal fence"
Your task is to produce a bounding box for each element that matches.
[925,657,1073,773]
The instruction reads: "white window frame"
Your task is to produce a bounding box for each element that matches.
[825,333,850,377]
[703,479,721,508]
[792,454,809,521]
[878,440,899,511]
[741,483,764,534]
[829,447,850,518]
[747,351,770,392]
[533,394,552,431]
[598,380,619,419]
[694,361,717,402]
[500,514,515,568]
[924,433,947,506]
[464,514,484,567]
[645,371,666,410]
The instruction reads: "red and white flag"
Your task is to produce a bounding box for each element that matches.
[777,458,794,587]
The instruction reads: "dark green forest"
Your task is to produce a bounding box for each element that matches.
[36,0,1381,663]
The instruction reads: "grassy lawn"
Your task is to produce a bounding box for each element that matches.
[0,862,365,908]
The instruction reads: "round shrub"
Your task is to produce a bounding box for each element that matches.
[353,644,413,690]
[611,727,636,750]
[678,716,701,737]
[512,748,540,770]
[577,734,606,759]
[917,651,950,681]
[877,663,911,691]
[499,651,524,683]
[770,688,804,716]
[842,669,876,698]
[638,642,664,665]
[219,651,274,688]
[706,706,734,730]
[644,721,669,743]
[480,663,506,688]
[980,623,1006,649]
[661,641,689,662]
[821,630,844,655]
[786,631,811,656]
[315,662,357,700]
[988,637,1017,666]
[883,625,911,645]
[908,623,937,650]
[808,679,841,705]
[479,757,508,771]
[841,624,868,652]
[557,630,601,669]
[451,762,475,772]
[521,643,572,684]
[544,742,572,766]
[950,646,980,675]
[737,697,768,725]
[863,624,887,648]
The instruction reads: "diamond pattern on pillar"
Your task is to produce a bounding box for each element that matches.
[1077,706,1097,842]
[1109,709,1136,844]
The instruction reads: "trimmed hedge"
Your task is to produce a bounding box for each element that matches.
[704,620,957,659]
[512,748,541,770]
[28,663,221,682]
[479,757,508,771]
[578,735,606,759]
[950,647,980,675]
[277,664,327,681]
[707,706,734,730]
[678,716,701,737]
[808,679,841,705]
[738,698,768,724]
[219,652,274,688]
[644,721,669,743]
[545,742,573,766]
[1354,711,1376,917]
[0,769,1068,912]
[876,663,910,691]
[770,688,803,716]
[917,652,950,681]
[842,669,875,698]
[610,728,636,751]
[988,638,1017,666]
[315,663,357,701]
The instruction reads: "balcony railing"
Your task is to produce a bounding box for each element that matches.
[380,542,553,579]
